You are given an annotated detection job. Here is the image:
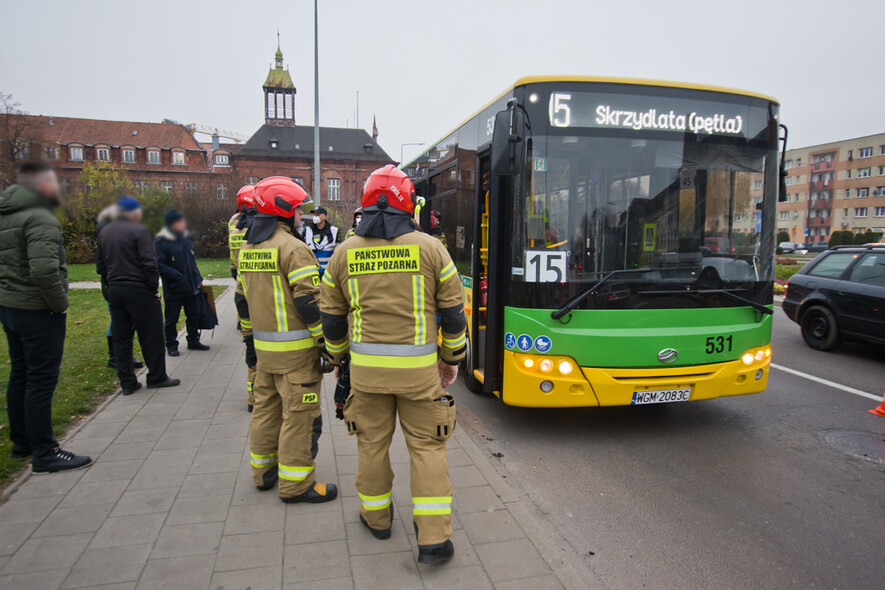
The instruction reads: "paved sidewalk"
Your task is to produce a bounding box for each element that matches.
[0,289,581,589]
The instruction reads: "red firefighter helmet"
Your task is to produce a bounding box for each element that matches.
[361,165,416,214]
[236,185,255,211]
[253,176,312,218]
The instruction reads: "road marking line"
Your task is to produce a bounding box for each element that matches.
[771,363,882,402]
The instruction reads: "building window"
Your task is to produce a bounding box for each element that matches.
[876,187,885,197]
[122,149,135,163]
[215,154,229,166]
[327,178,341,201]
[854,208,868,218]
[70,146,83,161]
[185,182,198,197]
[172,151,185,165]
[784,177,792,186]
[44,146,58,160]
[784,159,793,170]
[859,147,873,158]
[875,207,885,218]
[135,180,147,194]
[859,167,871,178]
[734,213,742,221]
[245,176,259,185]
[160,181,173,194]
[148,150,160,164]
[96,148,110,162]
[857,187,869,198]
[778,211,788,220]
[879,166,885,176]
[216,183,228,200]
[61,178,71,195]
[753,180,763,190]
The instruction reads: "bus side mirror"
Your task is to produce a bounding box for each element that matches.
[778,123,789,202]
[491,101,530,177]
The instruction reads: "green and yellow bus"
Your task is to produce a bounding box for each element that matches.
[406,76,783,407]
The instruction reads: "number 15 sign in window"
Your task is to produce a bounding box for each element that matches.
[524,250,566,283]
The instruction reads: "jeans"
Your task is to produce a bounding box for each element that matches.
[163,293,201,350]
[108,285,167,389]
[0,306,65,459]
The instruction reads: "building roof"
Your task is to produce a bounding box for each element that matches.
[237,125,394,162]
[17,115,204,150]
[264,66,295,89]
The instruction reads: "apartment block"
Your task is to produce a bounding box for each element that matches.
[778,132,885,243]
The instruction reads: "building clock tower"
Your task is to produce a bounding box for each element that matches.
[263,35,296,127]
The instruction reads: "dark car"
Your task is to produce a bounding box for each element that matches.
[782,244,885,350]
[805,241,829,253]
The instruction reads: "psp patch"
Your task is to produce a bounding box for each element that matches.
[346,245,420,275]
[311,275,321,286]
[302,393,318,404]
[238,248,278,272]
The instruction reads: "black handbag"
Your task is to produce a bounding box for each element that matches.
[197,286,219,331]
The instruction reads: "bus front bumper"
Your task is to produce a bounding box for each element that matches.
[501,350,770,408]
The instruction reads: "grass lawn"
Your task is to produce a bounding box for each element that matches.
[67,258,231,282]
[0,284,228,490]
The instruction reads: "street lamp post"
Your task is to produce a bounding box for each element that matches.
[313,0,320,206]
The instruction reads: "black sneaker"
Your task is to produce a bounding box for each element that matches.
[247,404,254,413]
[418,539,455,564]
[281,482,338,504]
[187,342,211,351]
[167,348,180,357]
[32,448,93,474]
[256,467,278,491]
[360,504,394,539]
[147,378,181,389]
[121,382,143,396]
[11,444,32,459]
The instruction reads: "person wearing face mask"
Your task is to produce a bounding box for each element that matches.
[302,205,340,276]
[344,207,362,240]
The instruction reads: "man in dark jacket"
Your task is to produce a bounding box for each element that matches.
[97,196,180,394]
[0,162,92,473]
[155,209,209,356]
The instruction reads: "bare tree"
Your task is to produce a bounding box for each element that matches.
[0,92,42,188]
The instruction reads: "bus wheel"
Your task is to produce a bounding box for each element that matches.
[461,338,484,394]
[800,305,842,351]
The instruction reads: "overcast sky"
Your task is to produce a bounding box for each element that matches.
[1,0,882,163]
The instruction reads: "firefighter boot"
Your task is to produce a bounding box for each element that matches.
[256,466,279,491]
[281,482,339,504]
[418,538,455,564]
[361,504,394,540]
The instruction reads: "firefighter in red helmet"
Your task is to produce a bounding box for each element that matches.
[321,164,466,563]
[234,176,337,504]
[230,185,258,411]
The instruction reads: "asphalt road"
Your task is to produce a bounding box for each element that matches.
[453,310,885,590]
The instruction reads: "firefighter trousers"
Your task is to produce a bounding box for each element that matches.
[250,369,323,498]
[247,365,257,407]
[344,385,456,546]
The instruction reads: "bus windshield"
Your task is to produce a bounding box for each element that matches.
[508,133,775,310]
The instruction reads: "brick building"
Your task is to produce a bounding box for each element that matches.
[778,132,885,243]
[0,115,221,197]
[233,42,394,217]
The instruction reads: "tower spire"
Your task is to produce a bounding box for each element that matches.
[372,116,378,142]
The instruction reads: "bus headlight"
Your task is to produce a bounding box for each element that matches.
[741,352,754,365]
[539,359,553,373]
[523,358,534,369]
[558,360,573,375]
[754,350,765,362]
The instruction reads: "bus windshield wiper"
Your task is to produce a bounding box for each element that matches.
[550,267,695,320]
[640,288,773,315]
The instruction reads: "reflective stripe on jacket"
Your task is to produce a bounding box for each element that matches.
[228,212,246,271]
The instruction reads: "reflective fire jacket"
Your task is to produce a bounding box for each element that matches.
[228,212,246,277]
[234,222,324,376]
[320,229,467,394]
